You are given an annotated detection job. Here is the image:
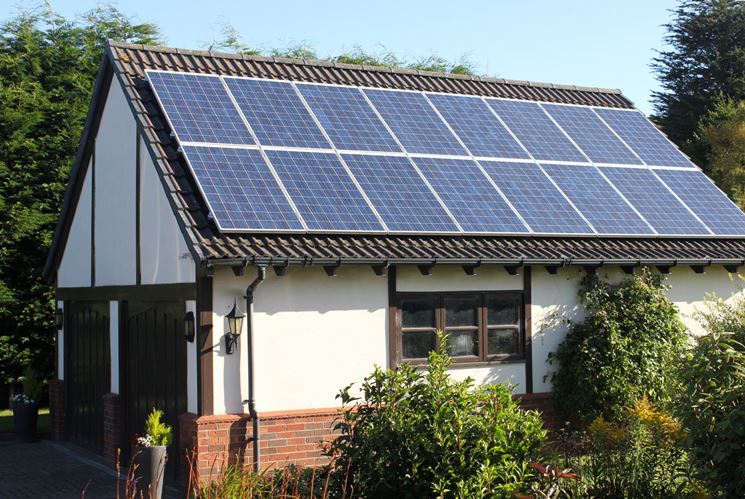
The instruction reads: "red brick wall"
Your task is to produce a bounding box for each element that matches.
[49,378,66,441]
[102,393,121,467]
[516,392,558,429]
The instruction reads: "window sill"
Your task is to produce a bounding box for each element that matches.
[401,358,526,369]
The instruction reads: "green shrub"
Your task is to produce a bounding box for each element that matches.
[20,366,43,403]
[548,269,687,423]
[676,295,745,496]
[326,334,547,498]
[144,408,172,447]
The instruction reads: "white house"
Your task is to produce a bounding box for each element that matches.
[45,41,745,485]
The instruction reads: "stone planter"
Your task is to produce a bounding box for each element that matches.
[12,401,38,443]
[132,445,167,499]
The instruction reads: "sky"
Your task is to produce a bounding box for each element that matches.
[5,1,679,115]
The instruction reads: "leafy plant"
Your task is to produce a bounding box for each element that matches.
[20,366,42,403]
[140,408,172,447]
[548,268,687,423]
[326,332,547,498]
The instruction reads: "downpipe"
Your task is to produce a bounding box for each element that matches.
[245,265,266,472]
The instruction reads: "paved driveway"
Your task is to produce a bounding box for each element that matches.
[0,440,180,498]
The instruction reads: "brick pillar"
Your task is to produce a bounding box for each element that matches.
[48,379,66,441]
[516,393,557,429]
[102,393,121,467]
[179,412,198,493]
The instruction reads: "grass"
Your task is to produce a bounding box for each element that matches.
[0,407,50,435]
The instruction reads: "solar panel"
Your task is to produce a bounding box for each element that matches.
[224,77,330,149]
[147,71,254,145]
[297,84,400,152]
[655,169,745,235]
[541,164,653,234]
[363,89,467,155]
[542,104,642,165]
[181,146,302,231]
[342,154,459,232]
[486,99,586,162]
[427,94,529,159]
[413,157,528,233]
[594,109,694,168]
[600,167,709,235]
[480,161,594,234]
[265,150,383,231]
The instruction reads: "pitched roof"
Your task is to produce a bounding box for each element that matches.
[45,42,745,275]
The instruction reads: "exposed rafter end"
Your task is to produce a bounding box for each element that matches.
[372,264,387,276]
[690,264,708,274]
[418,264,434,276]
[231,264,245,277]
[724,264,741,274]
[504,265,520,276]
[323,265,339,277]
[544,265,561,275]
[583,265,599,275]
[462,264,479,276]
[272,264,288,277]
[655,265,673,275]
[620,265,637,275]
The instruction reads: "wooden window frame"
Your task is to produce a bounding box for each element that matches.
[395,290,525,367]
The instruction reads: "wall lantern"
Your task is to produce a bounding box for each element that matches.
[183,311,195,342]
[225,300,245,355]
[55,308,64,330]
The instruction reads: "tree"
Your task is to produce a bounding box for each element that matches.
[0,6,160,387]
[652,0,745,166]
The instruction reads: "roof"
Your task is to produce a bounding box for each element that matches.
[44,42,745,275]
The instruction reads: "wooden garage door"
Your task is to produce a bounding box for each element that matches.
[121,301,187,479]
[66,301,110,451]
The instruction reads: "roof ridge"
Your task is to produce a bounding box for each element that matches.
[107,40,624,96]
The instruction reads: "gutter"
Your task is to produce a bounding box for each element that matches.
[245,265,266,472]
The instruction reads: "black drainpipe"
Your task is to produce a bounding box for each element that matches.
[245,265,266,472]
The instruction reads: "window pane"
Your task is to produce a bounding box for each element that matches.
[402,331,436,359]
[401,298,435,328]
[446,330,478,357]
[488,329,519,356]
[445,296,478,327]
[487,296,518,325]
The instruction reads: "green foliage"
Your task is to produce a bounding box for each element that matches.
[194,464,338,499]
[20,366,42,403]
[676,295,745,496]
[144,408,172,447]
[0,6,160,385]
[326,333,547,498]
[548,268,687,423]
[653,0,745,165]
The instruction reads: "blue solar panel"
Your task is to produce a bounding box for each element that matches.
[363,90,467,155]
[297,84,400,152]
[147,71,254,145]
[655,170,745,235]
[412,157,527,233]
[224,78,330,149]
[266,150,383,231]
[427,94,529,159]
[601,167,708,235]
[486,100,586,162]
[594,109,694,167]
[480,161,594,234]
[342,154,459,232]
[541,164,652,235]
[542,105,642,165]
[182,146,302,230]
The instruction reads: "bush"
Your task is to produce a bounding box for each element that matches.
[326,334,547,498]
[676,296,745,496]
[548,269,687,423]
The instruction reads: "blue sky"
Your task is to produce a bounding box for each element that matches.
[7,1,678,114]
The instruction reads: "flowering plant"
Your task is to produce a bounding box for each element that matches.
[134,408,173,447]
[11,393,34,404]
[136,434,155,447]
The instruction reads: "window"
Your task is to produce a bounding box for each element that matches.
[397,292,524,365]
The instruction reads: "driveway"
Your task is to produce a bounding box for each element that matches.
[0,439,180,498]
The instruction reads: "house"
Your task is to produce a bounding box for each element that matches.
[45,41,745,484]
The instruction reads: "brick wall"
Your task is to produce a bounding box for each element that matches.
[49,379,65,441]
[102,393,121,467]
[516,392,558,429]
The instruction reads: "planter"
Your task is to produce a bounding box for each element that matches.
[12,401,38,443]
[132,445,167,499]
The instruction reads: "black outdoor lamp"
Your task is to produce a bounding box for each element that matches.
[55,307,64,330]
[183,311,195,342]
[225,300,245,355]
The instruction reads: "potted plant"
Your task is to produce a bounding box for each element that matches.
[132,408,172,499]
[12,367,42,443]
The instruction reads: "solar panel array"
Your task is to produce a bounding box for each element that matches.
[147,69,745,236]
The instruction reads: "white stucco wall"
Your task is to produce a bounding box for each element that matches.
[139,137,195,284]
[94,78,137,286]
[57,300,64,380]
[57,162,92,288]
[110,301,120,394]
[186,300,198,414]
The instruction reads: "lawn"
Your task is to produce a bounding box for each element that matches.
[0,408,50,435]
